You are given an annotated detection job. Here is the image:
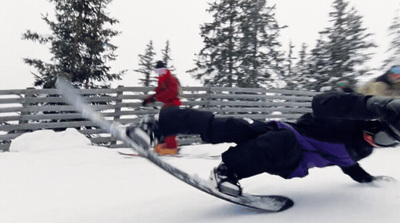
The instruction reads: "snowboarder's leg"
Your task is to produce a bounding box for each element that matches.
[312,92,376,120]
[313,91,400,140]
[221,127,303,180]
[158,107,274,144]
[209,126,302,196]
[154,136,179,155]
[126,115,163,148]
[312,92,400,120]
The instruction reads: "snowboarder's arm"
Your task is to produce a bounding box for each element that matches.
[341,163,374,183]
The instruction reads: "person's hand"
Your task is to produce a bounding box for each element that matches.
[142,97,155,106]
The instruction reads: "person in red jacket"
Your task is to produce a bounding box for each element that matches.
[142,60,182,155]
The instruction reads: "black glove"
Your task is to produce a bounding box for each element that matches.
[341,163,374,183]
[142,96,156,107]
[142,99,148,107]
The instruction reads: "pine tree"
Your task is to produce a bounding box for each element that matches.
[305,0,375,91]
[383,9,400,68]
[161,40,176,72]
[189,0,285,88]
[286,42,311,91]
[292,43,313,90]
[189,0,241,87]
[307,36,332,91]
[22,0,123,89]
[135,41,156,87]
[237,0,285,88]
[283,41,296,89]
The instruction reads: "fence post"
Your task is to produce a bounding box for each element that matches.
[205,85,211,109]
[110,85,124,147]
[17,87,35,133]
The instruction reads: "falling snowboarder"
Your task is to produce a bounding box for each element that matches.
[129,91,399,196]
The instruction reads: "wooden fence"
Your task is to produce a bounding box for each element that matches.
[0,86,317,151]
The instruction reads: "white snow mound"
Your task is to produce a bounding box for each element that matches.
[9,128,92,153]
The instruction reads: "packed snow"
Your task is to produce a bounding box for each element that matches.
[1,128,399,222]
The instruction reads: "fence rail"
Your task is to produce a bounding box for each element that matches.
[0,86,318,151]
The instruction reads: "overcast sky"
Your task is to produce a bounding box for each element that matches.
[1,0,399,90]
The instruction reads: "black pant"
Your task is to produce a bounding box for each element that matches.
[157,92,377,180]
[312,92,375,120]
[158,107,302,179]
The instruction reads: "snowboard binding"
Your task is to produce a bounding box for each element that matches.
[210,163,242,197]
[126,115,164,149]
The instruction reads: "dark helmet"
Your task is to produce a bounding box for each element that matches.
[155,61,166,69]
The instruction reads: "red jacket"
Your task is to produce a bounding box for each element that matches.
[146,70,182,107]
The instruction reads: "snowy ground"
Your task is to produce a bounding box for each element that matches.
[1,128,399,223]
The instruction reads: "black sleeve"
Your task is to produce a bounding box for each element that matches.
[341,163,374,183]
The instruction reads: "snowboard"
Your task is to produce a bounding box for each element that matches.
[56,77,294,212]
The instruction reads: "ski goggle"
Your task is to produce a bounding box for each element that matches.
[337,81,349,88]
[155,68,167,75]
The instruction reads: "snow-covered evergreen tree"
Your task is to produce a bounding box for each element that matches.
[135,41,156,87]
[383,9,400,69]
[189,0,285,88]
[237,0,285,88]
[22,0,123,89]
[306,0,375,91]
[288,43,312,90]
[161,40,176,72]
[188,0,241,87]
[283,41,296,89]
[307,36,333,91]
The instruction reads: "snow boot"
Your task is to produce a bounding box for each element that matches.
[367,96,400,139]
[210,162,242,197]
[154,143,179,155]
[126,115,164,149]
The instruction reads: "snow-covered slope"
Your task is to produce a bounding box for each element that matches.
[0,129,399,223]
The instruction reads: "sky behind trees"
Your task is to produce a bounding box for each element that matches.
[1,0,399,90]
